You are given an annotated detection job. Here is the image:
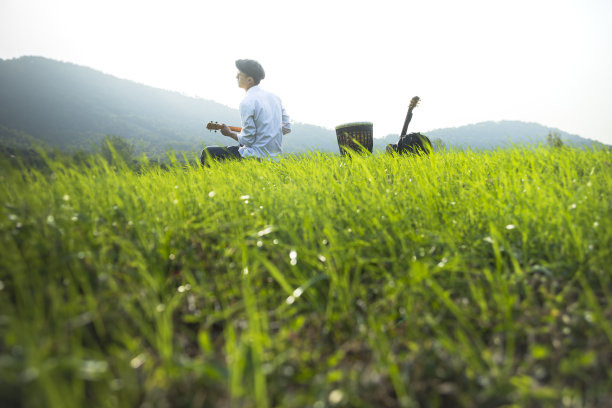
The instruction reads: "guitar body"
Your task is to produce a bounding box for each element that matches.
[397,132,432,155]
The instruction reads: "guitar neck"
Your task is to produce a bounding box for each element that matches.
[206,121,242,133]
[401,96,420,137]
[400,111,413,137]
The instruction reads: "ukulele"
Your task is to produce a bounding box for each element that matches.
[206,121,242,133]
[400,96,420,137]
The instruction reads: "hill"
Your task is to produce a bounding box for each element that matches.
[0,56,600,157]
[0,56,335,156]
[374,121,599,152]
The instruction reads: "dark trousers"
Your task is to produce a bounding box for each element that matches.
[200,145,242,166]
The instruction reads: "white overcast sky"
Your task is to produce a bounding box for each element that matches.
[1,0,612,144]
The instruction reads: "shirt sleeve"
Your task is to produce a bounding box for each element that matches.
[237,99,257,147]
[281,106,291,135]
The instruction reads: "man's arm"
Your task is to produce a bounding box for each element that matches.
[282,106,291,135]
[220,125,239,142]
[237,108,257,147]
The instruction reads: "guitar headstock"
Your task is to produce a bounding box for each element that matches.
[408,96,420,113]
[206,121,222,132]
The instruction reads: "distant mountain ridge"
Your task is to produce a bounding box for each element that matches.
[0,56,600,156]
[374,121,599,151]
[0,56,335,156]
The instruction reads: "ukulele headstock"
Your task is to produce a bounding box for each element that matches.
[206,121,222,132]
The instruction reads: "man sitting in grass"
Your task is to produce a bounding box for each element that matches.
[200,59,291,165]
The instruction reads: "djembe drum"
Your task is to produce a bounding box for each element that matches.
[335,122,373,156]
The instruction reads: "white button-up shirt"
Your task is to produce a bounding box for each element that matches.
[237,85,291,159]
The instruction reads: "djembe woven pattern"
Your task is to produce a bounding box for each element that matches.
[335,122,373,155]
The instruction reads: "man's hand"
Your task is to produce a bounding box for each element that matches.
[221,124,239,142]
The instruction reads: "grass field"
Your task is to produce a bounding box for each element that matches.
[1,145,611,407]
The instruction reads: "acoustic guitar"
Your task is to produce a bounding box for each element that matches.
[386,96,422,155]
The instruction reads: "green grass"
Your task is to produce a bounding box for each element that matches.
[1,146,611,407]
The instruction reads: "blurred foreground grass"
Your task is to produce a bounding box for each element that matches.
[1,146,611,407]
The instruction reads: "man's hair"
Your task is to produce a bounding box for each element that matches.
[235,59,265,85]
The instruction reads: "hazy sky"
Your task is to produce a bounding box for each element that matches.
[2,0,612,144]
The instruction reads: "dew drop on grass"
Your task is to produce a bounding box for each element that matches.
[257,226,273,236]
[79,360,109,379]
[130,354,145,369]
[282,365,295,377]
[177,284,191,293]
[437,257,448,268]
[289,250,298,266]
[329,389,344,404]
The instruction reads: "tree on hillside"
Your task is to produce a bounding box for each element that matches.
[432,137,447,151]
[547,131,564,148]
[101,135,134,164]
